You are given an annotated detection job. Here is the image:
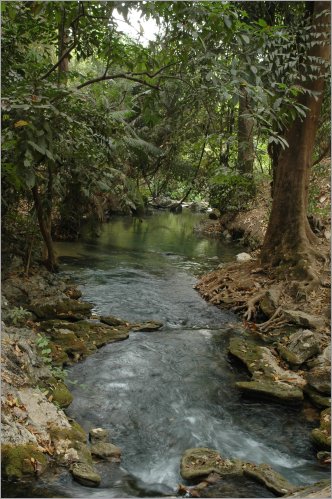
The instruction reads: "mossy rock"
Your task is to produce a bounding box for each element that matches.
[1,444,48,480]
[70,462,101,487]
[49,423,87,445]
[50,382,73,408]
[304,386,331,409]
[243,463,296,496]
[228,338,266,374]
[90,442,121,461]
[131,321,163,332]
[70,420,87,441]
[180,448,242,480]
[311,408,331,451]
[236,380,303,405]
[29,299,93,321]
[100,315,126,326]
[49,342,70,366]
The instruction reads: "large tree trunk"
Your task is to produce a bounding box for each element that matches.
[260,1,330,273]
[237,87,254,175]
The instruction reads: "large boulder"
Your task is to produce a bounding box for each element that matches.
[277,330,320,367]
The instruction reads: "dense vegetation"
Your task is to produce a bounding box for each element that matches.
[1,1,330,275]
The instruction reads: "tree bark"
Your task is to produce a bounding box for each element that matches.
[260,1,330,270]
[32,185,58,272]
[237,86,255,175]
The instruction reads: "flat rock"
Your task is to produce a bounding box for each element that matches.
[285,480,331,498]
[70,462,101,487]
[229,338,305,388]
[236,380,304,405]
[90,442,121,461]
[100,315,126,326]
[29,299,93,321]
[243,463,296,496]
[132,321,163,332]
[180,448,242,480]
[283,310,325,330]
[277,330,320,367]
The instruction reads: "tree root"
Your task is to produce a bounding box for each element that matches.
[257,307,289,333]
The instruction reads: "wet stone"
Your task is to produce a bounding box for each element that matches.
[236,380,304,405]
[70,462,101,487]
[243,463,296,496]
[180,448,242,480]
[132,321,163,332]
[90,442,121,461]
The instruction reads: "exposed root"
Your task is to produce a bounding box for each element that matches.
[257,307,288,333]
[243,291,266,321]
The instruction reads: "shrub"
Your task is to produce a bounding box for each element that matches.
[209,173,256,213]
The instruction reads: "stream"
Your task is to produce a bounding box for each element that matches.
[8,211,329,498]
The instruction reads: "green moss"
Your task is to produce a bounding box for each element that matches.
[70,420,86,441]
[312,408,331,450]
[49,423,87,445]
[51,382,73,408]
[2,444,48,479]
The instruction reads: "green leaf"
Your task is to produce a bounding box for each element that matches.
[224,16,232,29]
[27,140,46,155]
[257,18,268,28]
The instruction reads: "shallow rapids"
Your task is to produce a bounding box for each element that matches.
[11,211,327,498]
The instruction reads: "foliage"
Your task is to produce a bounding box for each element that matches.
[209,172,256,213]
[35,333,67,381]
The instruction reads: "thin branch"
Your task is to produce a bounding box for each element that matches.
[77,73,160,91]
[131,62,178,78]
[42,42,77,80]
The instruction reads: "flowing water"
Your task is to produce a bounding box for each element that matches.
[4,212,328,498]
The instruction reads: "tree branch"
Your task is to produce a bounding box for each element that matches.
[77,73,160,91]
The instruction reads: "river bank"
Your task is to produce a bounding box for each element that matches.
[1,261,162,492]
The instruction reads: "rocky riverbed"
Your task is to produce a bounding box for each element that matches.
[1,258,330,497]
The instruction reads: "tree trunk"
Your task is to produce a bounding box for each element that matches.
[260,1,330,271]
[32,185,59,273]
[58,6,69,82]
[237,86,255,175]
